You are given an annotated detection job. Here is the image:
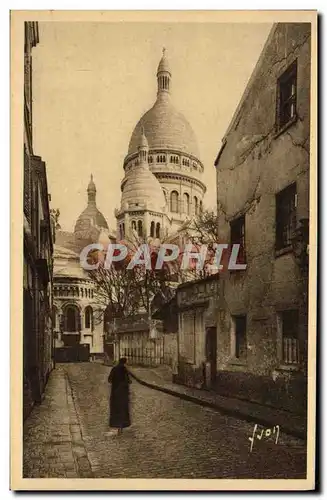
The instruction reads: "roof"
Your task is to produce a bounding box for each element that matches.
[127,95,200,159]
[74,205,109,233]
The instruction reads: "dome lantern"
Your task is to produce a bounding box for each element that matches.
[87,174,96,205]
[157,48,171,96]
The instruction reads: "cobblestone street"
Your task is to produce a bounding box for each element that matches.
[23,363,307,479]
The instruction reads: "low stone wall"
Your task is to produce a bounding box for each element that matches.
[175,361,205,389]
[175,365,307,414]
[214,370,307,414]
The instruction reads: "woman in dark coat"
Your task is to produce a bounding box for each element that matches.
[108,357,131,435]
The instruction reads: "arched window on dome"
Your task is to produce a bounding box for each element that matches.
[85,306,93,330]
[148,156,153,164]
[138,220,143,237]
[156,222,161,239]
[150,221,155,238]
[171,191,179,213]
[122,223,125,237]
[132,220,136,232]
[194,196,199,216]
[199,200,203,213]
[183,193,190,215]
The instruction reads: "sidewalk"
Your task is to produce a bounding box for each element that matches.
[129,366,306,440]
[23,366,93,478]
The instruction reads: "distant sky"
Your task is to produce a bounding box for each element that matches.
[32,21,272,232]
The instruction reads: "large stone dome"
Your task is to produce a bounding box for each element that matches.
[121,163,166,213]
[127,94,199,159]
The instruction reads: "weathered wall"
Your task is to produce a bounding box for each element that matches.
[214,23,310,411]
[163,333,178,369]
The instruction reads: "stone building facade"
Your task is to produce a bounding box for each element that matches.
[23,22,54,419]
[212,23,311,413]
[53,176,114,361]
[175,275,219,389]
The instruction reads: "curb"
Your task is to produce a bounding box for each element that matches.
[129,370,306,441]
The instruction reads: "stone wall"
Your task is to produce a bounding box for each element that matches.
[214,23,310,413]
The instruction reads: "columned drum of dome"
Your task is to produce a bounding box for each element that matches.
[122,49,206,231]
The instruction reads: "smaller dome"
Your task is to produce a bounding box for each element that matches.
[157,48,171,74]
[121,164,166,213]
[74,175,109,236]
[74,206,109,233]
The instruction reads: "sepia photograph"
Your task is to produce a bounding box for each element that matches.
[10,10,317,491]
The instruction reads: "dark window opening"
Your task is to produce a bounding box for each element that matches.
[137,220,143,237]
[150,221,155,238]
[277,60,297,130]
[276,183,297,250]
[171,191,179,213]
[65,306,79,332]
[281,310,299,364]
[230,215,246,264]
[85,306,93,330]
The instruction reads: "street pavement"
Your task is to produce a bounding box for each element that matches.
[24,363,307,479]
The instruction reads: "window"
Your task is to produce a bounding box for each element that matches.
[137,220,143,237]
[170,191,179,213]
[277,60,297,130]
[276,183,297,250]
[131,220,136,231]
[150,221,155,238]
[230,215,246,264]
[148,156,153,164]
[231,315,247,360]
[281,310,299,364]
[183,193,190,215]
[156,222,160,239]
[85,306,93,330]
[65,305,79,332]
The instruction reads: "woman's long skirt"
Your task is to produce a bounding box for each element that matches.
[109,383,131,428]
